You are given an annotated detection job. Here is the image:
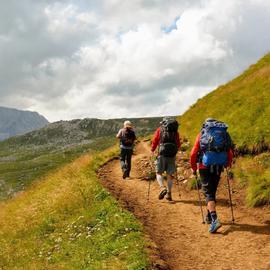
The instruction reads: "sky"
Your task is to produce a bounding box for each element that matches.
[0,0,270,122]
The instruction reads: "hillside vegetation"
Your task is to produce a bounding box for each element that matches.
[0,136,114,200]
[179,52,270,152]
[179,52,270,206]
[0,147,148,269]
[0,116,162,200]
[5,117,163,147]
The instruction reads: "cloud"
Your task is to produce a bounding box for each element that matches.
[0,0,269,121]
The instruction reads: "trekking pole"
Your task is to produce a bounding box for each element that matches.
[175,166,181,197]
[147,156,155,202]
[147,177,151,202]
[195,172,205,224]
[226,168,235,224]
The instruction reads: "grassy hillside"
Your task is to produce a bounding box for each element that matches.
[0,136,114,200]
[0,116,163,200]
[179,52,270,152]
[0,147,149,269]
[178,52,270,206]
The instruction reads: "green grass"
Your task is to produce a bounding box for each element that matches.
[0,137,115,200]
[179,52,270,152]
[0,147,149,269]
[177,52,270,206]
[232,153,270,207]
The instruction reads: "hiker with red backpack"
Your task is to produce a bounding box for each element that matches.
[190,118,234,233]
[151,117,181,201]
[116,120,136,179]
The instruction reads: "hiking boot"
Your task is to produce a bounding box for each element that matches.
[122,169,128,179]
[166,192,172,201]
[205,213,212,224]
[209,219,222,233]
[158,188,167,200]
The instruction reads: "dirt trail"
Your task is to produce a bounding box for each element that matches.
[99,142,270,270]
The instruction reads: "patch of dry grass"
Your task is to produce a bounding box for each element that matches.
[0,147,148,269]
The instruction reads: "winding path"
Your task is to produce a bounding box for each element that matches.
[99,141,270,270]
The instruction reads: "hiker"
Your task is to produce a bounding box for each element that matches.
[151,117,181,201]
[116,120,136,179]
[190,118,233,233]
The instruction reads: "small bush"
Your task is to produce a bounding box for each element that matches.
[233,153,270,206]
[188,177,202,190]
[247,171,270,207]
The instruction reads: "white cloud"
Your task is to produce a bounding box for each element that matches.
[0,0,270,121]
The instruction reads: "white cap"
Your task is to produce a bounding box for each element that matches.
[124,120,132,128]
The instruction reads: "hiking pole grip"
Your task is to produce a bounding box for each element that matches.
[226,168,235,224]
[195,173,205,224]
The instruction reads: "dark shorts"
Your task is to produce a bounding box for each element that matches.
[199,168,222,203]
[156,155,176,175]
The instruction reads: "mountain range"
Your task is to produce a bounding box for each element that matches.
[4,116,163,147]
[0,106,49,141]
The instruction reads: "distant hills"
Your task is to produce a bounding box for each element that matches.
[0,106,49,141]
[4,117,163,147]
[0,116,163,200]
[179,52,270,153]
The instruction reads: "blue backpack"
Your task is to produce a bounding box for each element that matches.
[199,119,231,167]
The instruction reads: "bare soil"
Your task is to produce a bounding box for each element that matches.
[98,141,270,270]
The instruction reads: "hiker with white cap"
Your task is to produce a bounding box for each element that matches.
[116,120,136,179]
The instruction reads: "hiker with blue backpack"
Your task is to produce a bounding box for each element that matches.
[151,117,181,201]
[190,118,233,233]
[116,120,136,179]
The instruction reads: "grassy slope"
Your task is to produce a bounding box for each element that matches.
[179,52,270,150]
[0,116,163,200]
[0,136,115,200]
[178,52,270,206]
[0,147,149,269]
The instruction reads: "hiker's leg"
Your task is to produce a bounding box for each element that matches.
[199,169,211,204]
[208,170,222,223]
[200,169,216,211]
[156,156,165,187]
[166,174,173,201]
[207,173,217,213]
[126,149,133,176]
[156,173,164,188]
[208,200,216,212]
[120,148,126,171]
[167,174,173,193]
[120,149,129,179]
[166,156,176,193]
[208,169,222,220]
[156,156,167,199]
[212,168,222,202]
[208,168,222,208]
[201,169,222,232]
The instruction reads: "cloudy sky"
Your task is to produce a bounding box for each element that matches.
[1,0,270,122]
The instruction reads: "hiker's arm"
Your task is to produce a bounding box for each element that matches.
[116,129,122,139]
[190,134,200,171]
[227,148,234,168]
[151,128,160,153]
